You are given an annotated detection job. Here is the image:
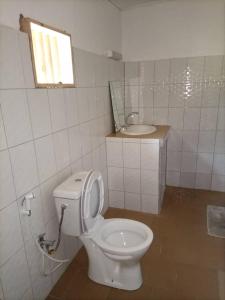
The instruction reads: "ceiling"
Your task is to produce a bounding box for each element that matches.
[108,0,163,10]
[108,0,215,10]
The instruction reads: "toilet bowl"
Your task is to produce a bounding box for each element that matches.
[54,170,153,290]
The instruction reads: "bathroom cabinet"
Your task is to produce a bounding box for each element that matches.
[106,126,169,214]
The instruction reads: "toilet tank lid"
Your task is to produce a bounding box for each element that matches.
[53,171,88,200]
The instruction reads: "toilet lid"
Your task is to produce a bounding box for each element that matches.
[80,170,104,233]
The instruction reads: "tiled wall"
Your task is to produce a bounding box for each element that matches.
[0,24,124,300]
[106,137,167,214]
[124,56,225,192]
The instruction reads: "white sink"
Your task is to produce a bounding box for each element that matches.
[120,124,157,136]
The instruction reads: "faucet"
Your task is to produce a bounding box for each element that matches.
[125,112,139,125]
[38,233,55,254]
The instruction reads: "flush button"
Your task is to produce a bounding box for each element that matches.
[75,178,82,182]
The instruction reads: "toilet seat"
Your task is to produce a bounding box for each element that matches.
[80,170,104,233]
[92,218,153,260]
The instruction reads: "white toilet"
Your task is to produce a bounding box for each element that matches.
[53,170,153,290]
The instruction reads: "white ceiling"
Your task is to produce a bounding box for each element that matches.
[108,0,216,10]
[108,0,164,10]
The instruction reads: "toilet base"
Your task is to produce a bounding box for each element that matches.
[88,260,143,291]
[80,235,143,291]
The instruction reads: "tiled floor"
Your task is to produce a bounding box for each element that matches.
[47,187,225,300]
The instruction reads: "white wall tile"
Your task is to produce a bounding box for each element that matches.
[124,168,140,193]
[169,85,185,107]
[18,32,35,89]
[215,131,225,154]
[166,171,180,186]
[211,174,225,192]
[217,108,225,130]
[202,86,220,107]
[17,187,45,242]
[200,108,218,130]
[80,122,92,156]
[153,108,168,125]
[123,142,140,169]
[27,89,51,139]
[141,194,159,214]
[82,152,93,170]
[219,87,225,107]
[40,174,58,224]
[106,141,123,167]
[139,61,154,84]
[0,26,25,89]
[182,130,199,152]
[204,56,223,80]
[109,190,124,208]
[141,143,159,170]
[180,172,196,188]
[125,85,139,108]
[168,108,184,129]
[186,56,204,82]
[53,130,70,171]
[139,107,154,124]
[35,135,56,183]
[185,86,202,107]
[0,108,7,151]
[77,88,90,123]
[0,248,30,300]
[125,62,139,85]
[167,129,182,151]
[125,192,141,211]
[68,126,82,162]
[196,153,214,174]
[108,167,124,191]
[170,58,187,83]
[0,278,4,300]
[0,90,32,147]
[10,142,39,197]
[183,108,200,130]
[64,88,79,127]
[155,59,170,83]
[48,89,67,132]
[167,151,182,171]
[213,154,225,176]
[0,202,23,266]
[198,131,216,153]
[21,289,33,300]
[139,86,154,107]
[0,150,16,210]
[24,239,52,300]
[181,152,197,173]
[141,170,159,195]
[154,86,169,107]
[195,173,212,190]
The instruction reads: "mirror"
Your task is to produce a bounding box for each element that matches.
[109,81,125,132]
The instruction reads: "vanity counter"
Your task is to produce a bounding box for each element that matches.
[106,125,169,215]
[106,125,170,140]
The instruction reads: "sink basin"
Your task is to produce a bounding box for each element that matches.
[120,124,157,136]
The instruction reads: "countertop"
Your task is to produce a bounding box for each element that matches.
[106,125,170,139]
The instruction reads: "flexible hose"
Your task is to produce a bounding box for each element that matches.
[51,204,67,254]
[35,238,69,276]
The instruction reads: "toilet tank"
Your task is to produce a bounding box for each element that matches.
[53,172,88,237]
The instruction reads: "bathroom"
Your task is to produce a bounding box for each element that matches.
[0,0,224,299]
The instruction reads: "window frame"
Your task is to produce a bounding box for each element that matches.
[19,14,75,88]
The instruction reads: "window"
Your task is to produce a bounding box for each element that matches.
[19,15,75,88]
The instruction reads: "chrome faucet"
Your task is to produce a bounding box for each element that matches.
[38,233,55,253]
[125,112,139,125]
